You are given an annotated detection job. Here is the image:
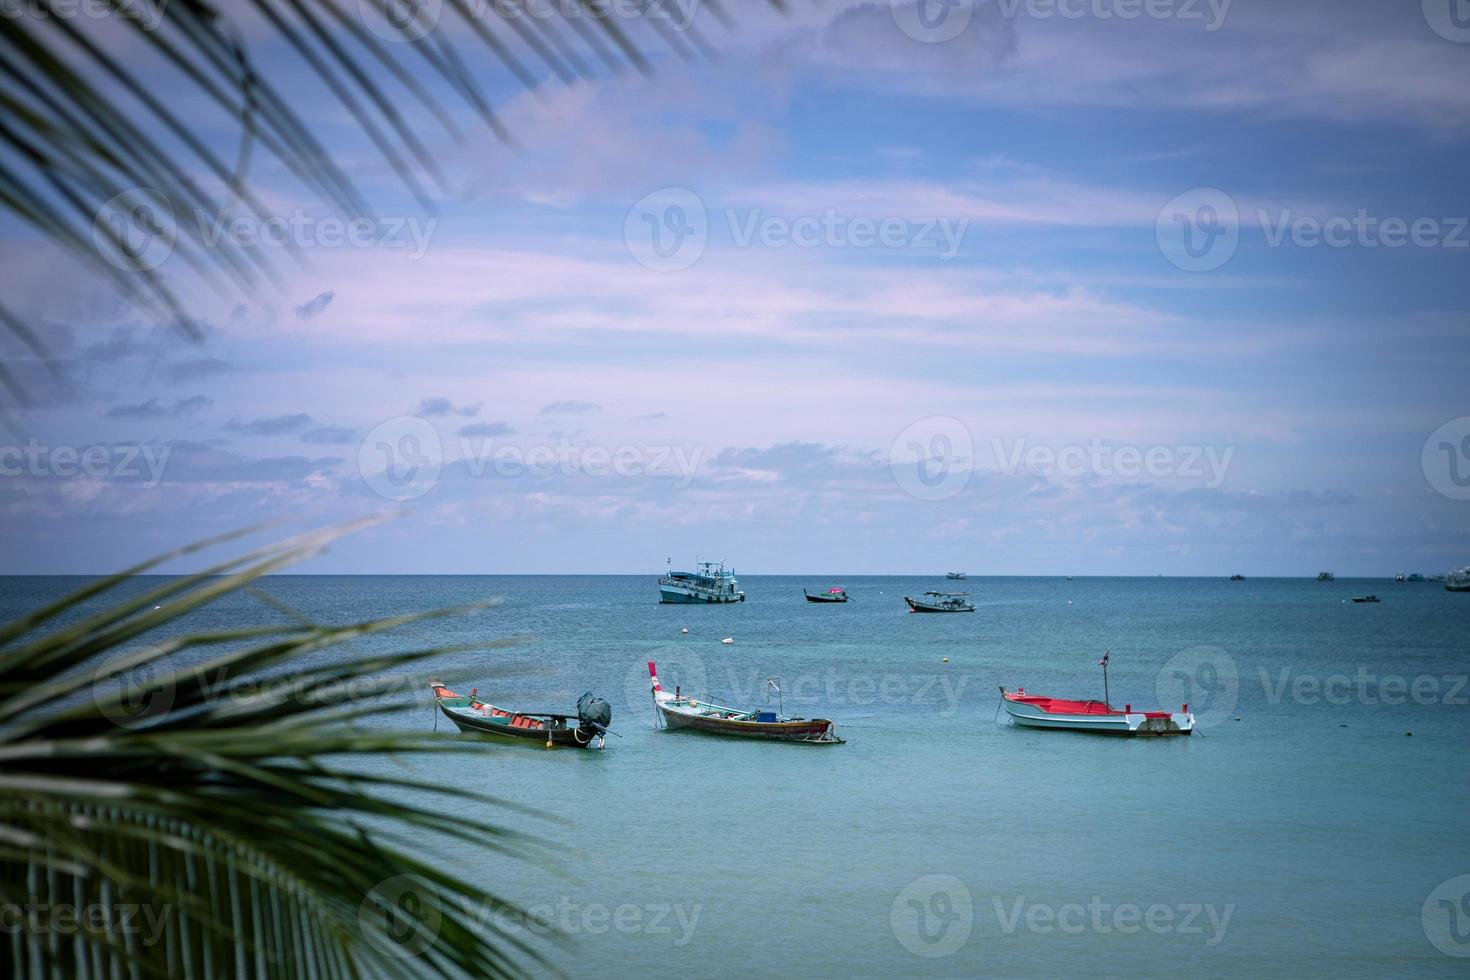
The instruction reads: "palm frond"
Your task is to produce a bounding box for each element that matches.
[0,526,559,978]
[0,0,784,405]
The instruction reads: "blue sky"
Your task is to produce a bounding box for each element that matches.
[0,0,1467,574]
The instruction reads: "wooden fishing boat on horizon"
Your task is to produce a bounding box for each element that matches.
[647,662,844,743]
[431,683,612,748]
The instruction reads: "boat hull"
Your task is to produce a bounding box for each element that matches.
[656,702,841,742]
[659,584,744,603]
[439,704,600,746]
[804,591,848,603]
[905,596,975,612]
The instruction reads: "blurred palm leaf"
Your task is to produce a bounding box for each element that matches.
[0,0,766,403]
[0,525,557,978]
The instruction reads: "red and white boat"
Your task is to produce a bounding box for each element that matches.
[999,688,1194,736]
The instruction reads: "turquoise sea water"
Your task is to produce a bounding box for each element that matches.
[5,575,1469,977]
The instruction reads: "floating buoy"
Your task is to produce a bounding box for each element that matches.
[546,737,553,748]
[680,628,689,634]
[942,657,949,663]
[1405,731,1413,737]
[721,637,734,645]
[153,605,161,610]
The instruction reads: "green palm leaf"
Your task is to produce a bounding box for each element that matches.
[0,526,560,978]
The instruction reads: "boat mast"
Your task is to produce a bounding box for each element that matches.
[1099,650,1111,708]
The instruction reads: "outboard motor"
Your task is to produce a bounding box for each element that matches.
[575,692,612,745]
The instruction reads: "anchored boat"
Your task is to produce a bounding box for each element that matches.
[659,560,744,603]
[804,587,849,603]
[1000,688,1195,736]
[905,591,975,612]
[1000,650,1193,736]
[431,684,612,748]
[946,571,967,580]
[1352,595,1380,603]
[1446,567,1470,593]
[647,662,843,743]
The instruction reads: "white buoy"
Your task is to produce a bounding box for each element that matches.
[721,637,734,645]
[680,627,689,634]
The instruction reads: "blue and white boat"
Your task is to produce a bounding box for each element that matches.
[659,560,745,603]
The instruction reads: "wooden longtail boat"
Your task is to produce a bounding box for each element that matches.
[904,591,975,612]
[804,587,849,603]
[647,662,844,743]
[431,684,612,748]
[999,687,1194,736]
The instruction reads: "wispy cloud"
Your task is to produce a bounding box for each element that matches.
[301,425,357,444]
[460,421,515,437]
[106,396,210,420]
[540,400,600,416]
[418,397,481,417]
[294,290,335,320]
[225,413,314,435]
[167,357,236,383]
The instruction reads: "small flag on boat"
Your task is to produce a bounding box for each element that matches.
[1099,650,1109,667]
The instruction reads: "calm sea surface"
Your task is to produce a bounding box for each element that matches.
[5,575,1469,977]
